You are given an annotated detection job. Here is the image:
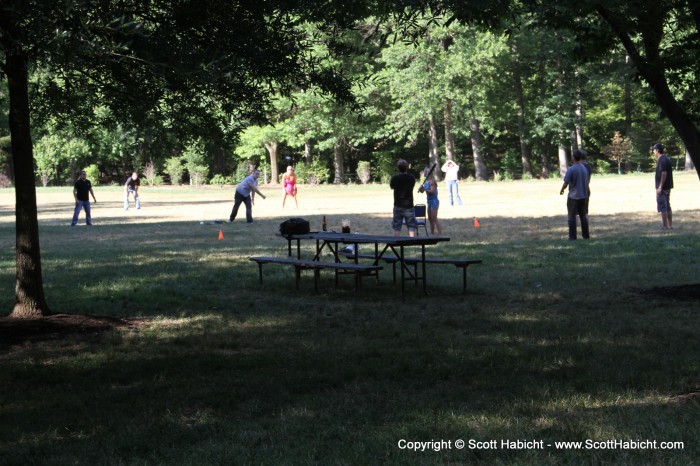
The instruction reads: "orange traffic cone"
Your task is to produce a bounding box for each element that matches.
[218,229,224,240]
[473,217,480,228]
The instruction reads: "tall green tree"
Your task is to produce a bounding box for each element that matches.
[523,0,700,179]
[0,0,362,318]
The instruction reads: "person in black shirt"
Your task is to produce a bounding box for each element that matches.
[71,170,97,226]
[390,159,417,237]
[124,172,141,210]
[652,143,674,230]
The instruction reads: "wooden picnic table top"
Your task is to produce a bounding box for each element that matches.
[279,231,450,246]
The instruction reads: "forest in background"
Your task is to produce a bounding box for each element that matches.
[1,3,696,191]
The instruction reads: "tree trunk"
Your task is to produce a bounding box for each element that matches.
[685,148,695,171]
[7,51,51,318]
[510,39,532,178]
[429,114,440,174]
[624,54,633,136]
[304,141,313,166]
[333,140,345,184]
[574,74,584,149]
[264,141,279,184]
[470,117,488,181]
[541,146,551,179]
[558,144,569,178]
[441,101,457,182]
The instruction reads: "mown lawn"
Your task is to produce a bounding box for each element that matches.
[1,175,699,465]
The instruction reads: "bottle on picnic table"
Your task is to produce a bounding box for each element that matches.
[322,215,327,231]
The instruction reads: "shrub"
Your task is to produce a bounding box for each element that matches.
[596,159,612,176]
[164,157,184,185]
[142,160,164,186]
[210,174,233,186]
[356,161,371,184]
[84,164,100,186]
[295,160,330,184]
[0,173,12,188]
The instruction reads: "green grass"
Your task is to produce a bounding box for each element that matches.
[1,178,699,465]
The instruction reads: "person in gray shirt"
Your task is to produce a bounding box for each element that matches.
[560,150,590,240]
[229,170,266,223]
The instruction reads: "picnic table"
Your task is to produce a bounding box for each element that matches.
[276,232,453,296]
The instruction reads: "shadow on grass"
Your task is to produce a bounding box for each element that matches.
[1,303,697,464]
[1,212,699,463]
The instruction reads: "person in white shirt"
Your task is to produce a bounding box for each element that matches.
[229,170,266,223]
[440,160,462,206]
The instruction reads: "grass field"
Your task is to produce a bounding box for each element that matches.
[1,173,699,465]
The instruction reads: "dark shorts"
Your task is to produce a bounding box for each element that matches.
[392,206,416,232]
[656,190,671,213]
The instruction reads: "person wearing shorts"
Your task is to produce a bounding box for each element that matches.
[652,142,673,230]
[420,166,442,235]
[390,159,416,237]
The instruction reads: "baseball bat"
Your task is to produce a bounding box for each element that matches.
[417,162,437,192]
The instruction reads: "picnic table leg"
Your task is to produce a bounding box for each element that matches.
[314,268,320,293]
[400,245,405,298]
[257,263,264,284]
[461,265,467,293]
[295,266,301,290]
[421,245,427,294]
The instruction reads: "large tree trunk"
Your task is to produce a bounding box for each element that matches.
[510,39,532,178]
[7,51,51,318]
[541,146,551,179]
[429,114,440,174]
[332,140,345,184]
[470,117,488,181]
[304,141,313,166]
[574,75,584,149]
[685,148,695,171]
[558,144,569,178]
[441,101,456,182]
[624,54,633,136]
[264,141,279,184]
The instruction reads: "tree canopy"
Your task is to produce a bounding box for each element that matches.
[2,0,700,318]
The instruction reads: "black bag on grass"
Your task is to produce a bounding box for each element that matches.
[279,218,310,235]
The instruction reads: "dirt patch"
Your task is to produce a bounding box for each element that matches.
[630,283,700,301]
[0,314,147,350]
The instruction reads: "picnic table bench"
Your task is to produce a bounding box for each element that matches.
[341,250,482,293]
[249,256,383,292]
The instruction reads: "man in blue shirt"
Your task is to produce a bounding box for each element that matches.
[652,143,673,230]
[560,150,590,240]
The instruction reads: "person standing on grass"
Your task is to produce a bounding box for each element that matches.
[440,159,462,206]
[390,159,417,237]
[559,150,590,240]
[652,142,674,230]
[229,169,266,224]
[580,150,592,209]
[71,170,97,226]
[282,165,298,209]
[419,166,442,235]
[124,172,141,210]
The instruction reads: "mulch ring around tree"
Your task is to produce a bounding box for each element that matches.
[0,314,148,350]
[629,283,700,301]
